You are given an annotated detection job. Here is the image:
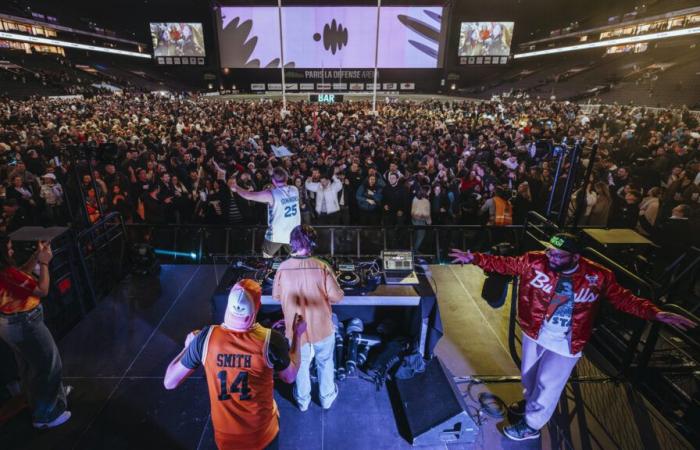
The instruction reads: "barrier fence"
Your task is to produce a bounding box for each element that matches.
[123,223,525,263]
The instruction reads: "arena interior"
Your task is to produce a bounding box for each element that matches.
[0,1,699,449]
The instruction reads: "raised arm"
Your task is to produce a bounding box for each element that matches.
[305,178,321,193]
[330,176,343,193]
[164,329,203,390]
[449,249,530,276]
[230,179,273,204]
[31,242,51,297]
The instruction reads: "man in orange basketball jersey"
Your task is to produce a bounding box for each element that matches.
[164,279,305,450]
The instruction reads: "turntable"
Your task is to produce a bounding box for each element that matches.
[336,263,361,289]
[263,260,282,286]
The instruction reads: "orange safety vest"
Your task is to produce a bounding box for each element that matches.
[493,196,513,226]
[202,324,278,450]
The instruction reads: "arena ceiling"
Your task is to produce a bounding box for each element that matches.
[6,0,687,45]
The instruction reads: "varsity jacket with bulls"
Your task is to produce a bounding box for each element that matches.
[473,251,661,355]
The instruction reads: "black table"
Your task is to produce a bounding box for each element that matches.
[211,266,442,357]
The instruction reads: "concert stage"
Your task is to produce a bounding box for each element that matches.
[0,265,692,450]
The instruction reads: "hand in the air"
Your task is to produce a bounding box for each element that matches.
[37,241,53,264]
[449,248,475,265]
[655,312,697,331]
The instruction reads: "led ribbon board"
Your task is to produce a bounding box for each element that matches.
[0,31,151,59]
[514,26,700,59]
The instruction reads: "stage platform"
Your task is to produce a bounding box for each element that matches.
[0,264,692,450]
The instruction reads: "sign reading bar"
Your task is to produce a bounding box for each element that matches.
[309,94,344,103]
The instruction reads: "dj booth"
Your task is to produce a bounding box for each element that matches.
[211,254,442,358]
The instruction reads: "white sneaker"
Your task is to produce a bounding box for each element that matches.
[321,384,339,410]
[33,410,71,429]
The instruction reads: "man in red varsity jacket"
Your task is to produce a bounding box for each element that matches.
[450,233,695,441]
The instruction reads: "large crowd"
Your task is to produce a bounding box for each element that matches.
[0,93,698,253]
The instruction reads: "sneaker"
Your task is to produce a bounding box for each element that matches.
[508,399,526,416]
[33,410,71,429]
[503,419,540,441]
[321,384,338,410]
[297,402,309,412]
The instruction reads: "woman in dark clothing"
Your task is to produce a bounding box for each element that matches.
[430,183,450,225]
[356,175,383,225]
[108,184,131,222]
[512,182,533,225]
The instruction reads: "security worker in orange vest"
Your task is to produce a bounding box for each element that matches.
[482,186,513,226]
[489,188,513,227]
[164,279,306,450]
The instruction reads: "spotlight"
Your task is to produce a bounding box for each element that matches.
[450,83,456,90]
[153,249,198,260]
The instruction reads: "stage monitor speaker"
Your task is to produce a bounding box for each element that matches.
[395,357,478,446]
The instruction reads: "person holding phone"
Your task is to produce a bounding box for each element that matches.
[0,235,71,429]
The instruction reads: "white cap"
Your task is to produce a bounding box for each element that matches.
[227,286,255,318]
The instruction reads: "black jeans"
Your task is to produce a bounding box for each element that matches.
[0,304,68,422]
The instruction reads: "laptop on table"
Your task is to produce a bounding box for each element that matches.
[381,251,419,285]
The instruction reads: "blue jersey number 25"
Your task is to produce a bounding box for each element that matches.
[284,204,298,218]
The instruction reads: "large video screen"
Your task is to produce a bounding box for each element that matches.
[150,22,205,57]
[458,22,514,57]
[218,6,445,68]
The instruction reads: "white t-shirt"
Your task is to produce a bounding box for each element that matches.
[535,276,582,358]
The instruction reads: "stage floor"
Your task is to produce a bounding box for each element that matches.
[1,265,692,450]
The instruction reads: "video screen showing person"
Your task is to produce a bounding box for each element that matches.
[458,22,514,57]
[150,22,205,57]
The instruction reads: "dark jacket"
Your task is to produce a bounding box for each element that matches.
[382,183,410,216]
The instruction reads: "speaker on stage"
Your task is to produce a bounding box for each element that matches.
[394,357,478,446]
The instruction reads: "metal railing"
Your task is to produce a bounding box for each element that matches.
[634,303,700,445]
[76,212,128,305]
[582,246,662,377]
[124,223,525,263]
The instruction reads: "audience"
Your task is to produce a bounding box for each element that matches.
[0,93,698,254]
